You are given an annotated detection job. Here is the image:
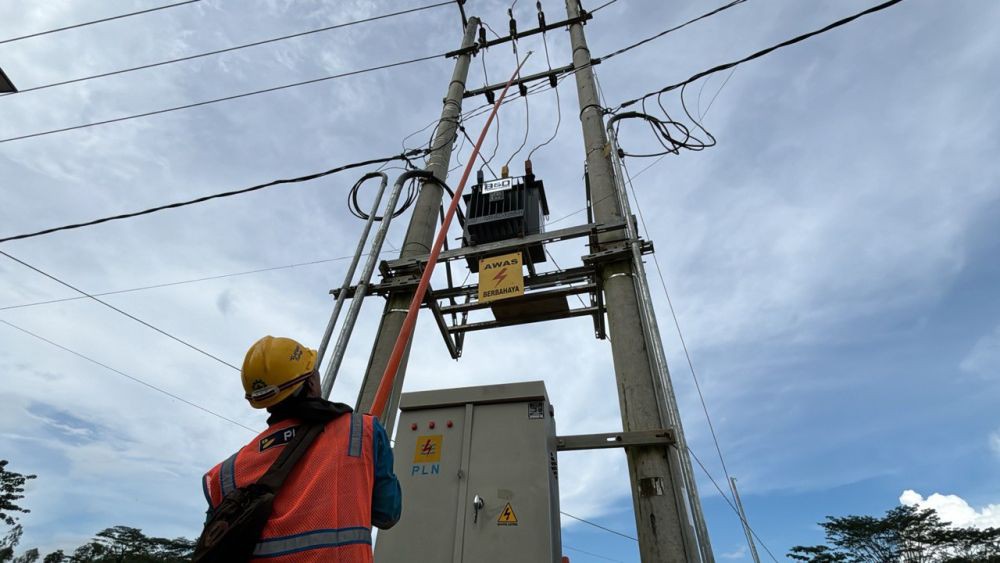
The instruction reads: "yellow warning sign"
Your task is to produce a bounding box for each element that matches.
[413,435,443,463]
[497,502,519,526]
[478,252,525,303]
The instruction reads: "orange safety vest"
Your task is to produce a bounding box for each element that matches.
[204,413,375,562]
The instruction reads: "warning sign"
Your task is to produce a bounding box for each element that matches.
[413,435,443,463]
[478,252,525,303]
[497,503,518,526]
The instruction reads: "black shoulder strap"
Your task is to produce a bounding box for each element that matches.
[255,422,324,492]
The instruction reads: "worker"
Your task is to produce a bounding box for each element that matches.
[202,336,401,561]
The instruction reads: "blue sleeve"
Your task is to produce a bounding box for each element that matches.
[371,418,402,529]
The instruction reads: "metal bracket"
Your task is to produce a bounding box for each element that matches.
[556,429,675,452]
[582,239,653,265]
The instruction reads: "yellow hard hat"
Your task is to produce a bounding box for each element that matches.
[241,336,318,409]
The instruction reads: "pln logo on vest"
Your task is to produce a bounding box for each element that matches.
[411,435,442,477]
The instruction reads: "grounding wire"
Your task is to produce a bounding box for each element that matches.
[0,319,256,434]
[0,1,201,45]
[7,1,454,95]
[0,53,444,144]
[0,250,239,371]
[614,0,907,110]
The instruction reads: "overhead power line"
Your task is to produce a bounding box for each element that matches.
[0,53,443,144]
[0,255,361,312]
[0,319,255,433]
[0,1,201,45]
[0,151,424,245]
[615,0,906,110]
[562,544,625,563]
[8,1,453,95]
[561,511,637,542]
[0,250,239,371]
[600,0,747,63]
[688,449,781,563]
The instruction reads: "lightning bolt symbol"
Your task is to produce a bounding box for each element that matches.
[492,267,508,284]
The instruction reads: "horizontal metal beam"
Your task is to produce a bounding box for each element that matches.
[446,13,592,58]
[384,220,625,273]
[440,283,596,314]
[448,306,598,334]
[556,430,676,452]
[464,63,578,99]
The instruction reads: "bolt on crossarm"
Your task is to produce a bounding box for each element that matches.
[354,17,481,433]
[563,0,713,561]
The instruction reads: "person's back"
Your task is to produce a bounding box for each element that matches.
[201,336,401,562]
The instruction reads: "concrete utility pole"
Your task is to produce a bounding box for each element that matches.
[564,1,711,561]
[731,477,762,563]
[355,18,481,431]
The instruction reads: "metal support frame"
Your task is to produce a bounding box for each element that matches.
[332,219,645,359]
[556,429,675,452]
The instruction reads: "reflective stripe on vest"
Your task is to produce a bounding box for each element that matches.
[347,413,362,458]
[219,451,239,498]
[252,527,372,558]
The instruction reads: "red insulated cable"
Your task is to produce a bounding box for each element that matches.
[369,53,533,418]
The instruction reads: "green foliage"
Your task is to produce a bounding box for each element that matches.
[40,551,63,563]
[69,526,194,562]
[789,504,1000,562]
[0,461,36,528]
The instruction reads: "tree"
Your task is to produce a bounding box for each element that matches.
[789,504,1000,562]
[11,548,37,563]
[40,551,63,563]
[0,461,35,528]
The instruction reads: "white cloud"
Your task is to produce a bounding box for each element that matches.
[990,431,1000,458]
[900,490,1000,529]
[961,325,1000,378]
[720,545,747,559]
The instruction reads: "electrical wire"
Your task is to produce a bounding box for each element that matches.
[0,319,256,434]
[615,0,906,110]
[688,449,780,563]
[504,40,531,169]
[477,30,503,174]
[526,17,562,161]
[0,255,361,312]
[0,150,425,245]
[589,0,619,13]
[562,544,625,563]
[561,511,637,542]
[0,250,239,371]
[0,1,201,45]
[0,53,444,144]
[613,131,779,562]
[7,1,454,95]
[600,0,747,63]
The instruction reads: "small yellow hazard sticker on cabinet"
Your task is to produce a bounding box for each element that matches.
[497,503,518,526]
[478,252,525,303]
[413,435,443,463]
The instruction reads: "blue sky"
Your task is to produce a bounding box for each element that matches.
[1,0,999,561]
